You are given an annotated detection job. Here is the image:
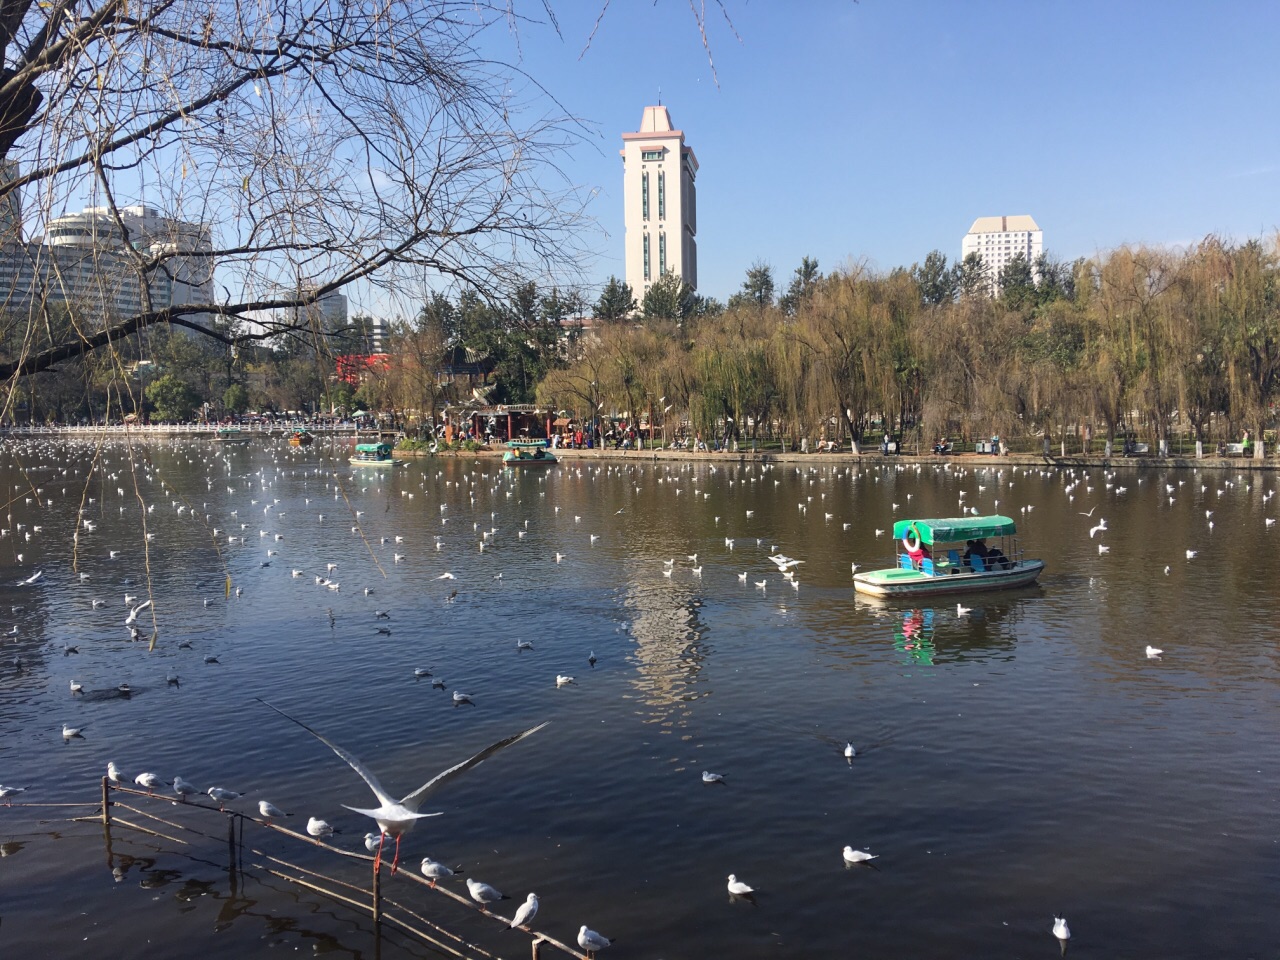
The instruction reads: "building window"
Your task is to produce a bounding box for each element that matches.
[659,233,666,275]
[641,149,663,161]
[658,171,666,220]
[643,234,650,280]
[642,173,649,220]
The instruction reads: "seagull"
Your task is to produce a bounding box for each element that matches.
[1186,549,1197,560]
[207,787,244,810]
[466,878,508,911]
[62,723,86,739]
[727,874,755,896]
[1053,915,1071,941]
[107,762,122,784]
[255,699,547,875]
[124,599,152,625]
[1089,521,1107,538]
[702,771,725,784]
[420,856,460,886]
[588,651,597,666]
[452,690,472,705]
[435,572,455,580]
[509,892,539,929]
[844,742,856,760]
[413,667,433,679]
[578,925,614,957]
[69,679,83,694]
[1146,645,1163,659]
[956,603,971,616]
[173,776,199,802]
[1098,544,1109,554]
[16,570,42,586]
[134,772,163,793]
[366,833,384,853]
[843,846,878,863]
[259,800,291,822]
[0,785,26,806]
[307,816,337,838]
[768,554,804,571]
[556,675,575,686]
[516,639,534,651]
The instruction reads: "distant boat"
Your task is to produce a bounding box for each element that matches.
[853,515,1044,598]
[350,442,395,467]
[289,429,314,447]
[503,439,558,467]
[211,427,251,444]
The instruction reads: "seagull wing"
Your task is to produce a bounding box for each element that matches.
[256,698,396,807]
[399,721,549,811]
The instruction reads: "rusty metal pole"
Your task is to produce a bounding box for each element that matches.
[227,815,237,878]
[530,936,543,959]
[101,776,111,826]
[371,862,382,925]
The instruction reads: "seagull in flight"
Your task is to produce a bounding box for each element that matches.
[255,699,547,875]
[768,554,804,571]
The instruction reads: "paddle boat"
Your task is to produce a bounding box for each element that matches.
[349,442,395,466]
[503,439,558,466]
[211,426,251,444]
[852,515,1044,598]
[288,428,314,447]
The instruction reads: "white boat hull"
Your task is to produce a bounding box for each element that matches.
[853,559,1045,598]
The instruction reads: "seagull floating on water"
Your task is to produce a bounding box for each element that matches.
[1053,915,1071,940]
[1146,645,1163,658]
[843,846,878,863]
[702,771,725,783]
[727,874,755,896]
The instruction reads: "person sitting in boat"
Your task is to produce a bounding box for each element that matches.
[963,539,988,570]
[985,543,1011,570]
[906,540,931,570]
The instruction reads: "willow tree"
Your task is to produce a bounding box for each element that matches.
[0,0,584,419]
[1215,239,1280,442]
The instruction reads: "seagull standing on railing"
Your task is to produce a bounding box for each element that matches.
[255,699,547,875]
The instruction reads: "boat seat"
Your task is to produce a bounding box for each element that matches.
[948,549,961,570]
[969,555,986,573]
[921,558,935,576]
[899,554,914,570]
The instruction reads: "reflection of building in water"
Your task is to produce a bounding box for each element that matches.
[621,579,710,729]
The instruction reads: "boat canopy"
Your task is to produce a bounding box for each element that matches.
[355,443,391,453]
[891,515,1017,546]
[507,439,548,448]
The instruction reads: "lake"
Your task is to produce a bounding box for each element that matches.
[1,439,1277,958]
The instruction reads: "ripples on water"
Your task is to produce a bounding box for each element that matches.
[0,443,1278,957]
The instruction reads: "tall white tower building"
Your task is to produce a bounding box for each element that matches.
[961,215,1043,294]
[621,105,698,302]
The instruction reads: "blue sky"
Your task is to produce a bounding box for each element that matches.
[498,0,1280,302]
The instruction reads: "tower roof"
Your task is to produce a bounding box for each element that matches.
[966,215,1040,234]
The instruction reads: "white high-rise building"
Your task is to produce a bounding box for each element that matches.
[961,215,1043,294]
[621,105,698,303]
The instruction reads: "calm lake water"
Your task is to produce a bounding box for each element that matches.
[1,440,1278,958]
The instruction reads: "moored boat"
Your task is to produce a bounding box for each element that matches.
[853,515,1044,598]
[349,442,395,466]
[503,439,557,466]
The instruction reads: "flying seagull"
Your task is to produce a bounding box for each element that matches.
[255,698,547,875]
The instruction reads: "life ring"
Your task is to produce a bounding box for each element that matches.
[902,525,921,553]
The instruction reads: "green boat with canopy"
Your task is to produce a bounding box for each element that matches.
[853,514,1044,598]
[349,442,395,466]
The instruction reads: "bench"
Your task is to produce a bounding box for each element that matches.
[1224,443,1247,456]
[1125,442,1150,456]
